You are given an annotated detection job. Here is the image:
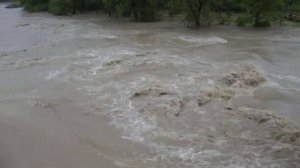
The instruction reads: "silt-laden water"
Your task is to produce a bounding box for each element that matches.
[0,4,300,168]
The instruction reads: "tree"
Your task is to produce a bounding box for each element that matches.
[168,0,184,16]
[128,0,159,21]
[19,0,296,27]
[242,0,284,26]
[182,0,221,27]
[102,0,119,17]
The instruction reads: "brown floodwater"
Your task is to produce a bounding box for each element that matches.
[0,3,300,168]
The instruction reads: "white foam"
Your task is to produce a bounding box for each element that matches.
[270,74,300,83]
[83,32,118,39]
[178,36,228,45]
[208,79,215,86]
[45,70,62,80]
[286,75,300,83]
[62,46,289,167]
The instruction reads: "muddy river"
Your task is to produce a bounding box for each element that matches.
[0,3,300,168]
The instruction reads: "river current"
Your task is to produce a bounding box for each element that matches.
[0,3,300,168]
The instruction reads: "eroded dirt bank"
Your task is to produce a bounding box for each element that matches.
[0,3,300,168]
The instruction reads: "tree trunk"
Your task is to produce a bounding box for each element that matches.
[72,1,77,14]
[254,13,260,26]
[195,2,203,28]
[131,0,138,20]
[80,0,85,13]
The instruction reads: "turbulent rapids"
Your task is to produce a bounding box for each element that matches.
[0,4,300,168]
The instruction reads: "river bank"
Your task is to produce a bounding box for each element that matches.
[0,4,300,168]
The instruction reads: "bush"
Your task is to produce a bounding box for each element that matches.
[49,0,72,15]
[132,0,160,22]
[168,0,184,16]
[138,4,159,21]
[236,15,250,26]
[218,13,233,25]
[20,0,49,12]
[254,20,271,27]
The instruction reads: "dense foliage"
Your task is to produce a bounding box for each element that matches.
[18,0,300,27]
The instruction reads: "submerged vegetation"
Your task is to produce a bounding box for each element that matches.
[17,0,300,27]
